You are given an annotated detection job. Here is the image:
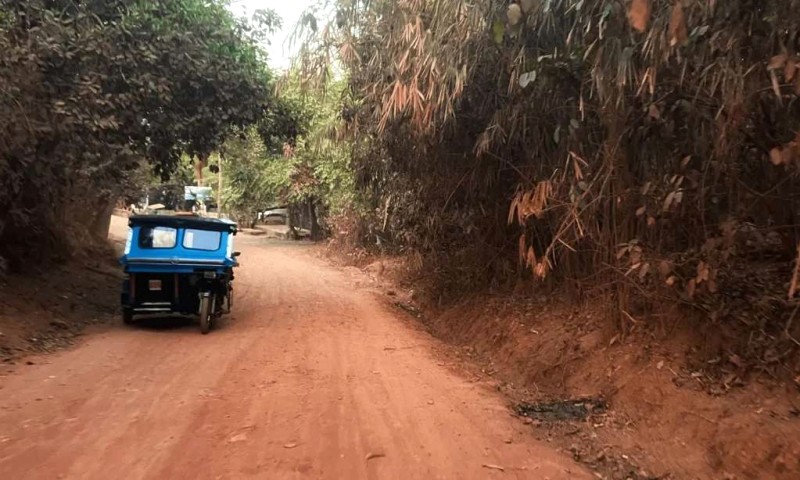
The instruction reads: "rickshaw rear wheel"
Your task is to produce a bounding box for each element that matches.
[199,295,212,334]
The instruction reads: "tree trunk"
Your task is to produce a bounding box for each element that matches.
[217,151,224,215]
[92,199,116,240]
[308,197,321,241]
[287,205,299,240]
[194,154,207,186]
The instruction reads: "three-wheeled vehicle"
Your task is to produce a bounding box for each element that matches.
[119,214,239,334]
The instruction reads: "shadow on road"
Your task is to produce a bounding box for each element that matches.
[127,315,196,331]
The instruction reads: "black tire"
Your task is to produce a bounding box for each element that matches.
[122,309,134,325]
[199,294,212,334]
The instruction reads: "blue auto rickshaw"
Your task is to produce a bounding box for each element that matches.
[119,214,239,334]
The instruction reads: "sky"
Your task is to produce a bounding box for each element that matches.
[227,0,316,70]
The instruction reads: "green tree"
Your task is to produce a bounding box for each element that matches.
[222,128,292,228]
[0,0,293,268]
[218,73,358,240]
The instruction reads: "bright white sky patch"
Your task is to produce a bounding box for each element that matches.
[227,0,315,71]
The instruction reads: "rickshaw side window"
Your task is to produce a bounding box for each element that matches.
[183,228,221,251]
[138,226,177,249]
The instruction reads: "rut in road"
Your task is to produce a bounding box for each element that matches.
[0,238,590,479]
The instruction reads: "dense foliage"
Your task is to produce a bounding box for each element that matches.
[221,78,356,238]
[297,0,800,369]
[0,0,289,268]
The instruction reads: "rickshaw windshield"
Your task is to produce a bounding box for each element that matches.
[139,226,177,249]
[183,228,221,251]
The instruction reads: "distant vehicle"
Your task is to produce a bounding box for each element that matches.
[258,207,288,224]
[119,214,239,334]
[124,184,185,213]
[184,186,216,212]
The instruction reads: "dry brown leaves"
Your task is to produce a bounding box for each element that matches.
[617,242,648,280]
[766,53,800,98]
[786,57,797,82]
[694,260,718,294]
[510,181,556,280]
[668,1,688,46]
[520,238,551,279]
[508,181,552,225]
[628,0,651,32]
[768,131,800,167]
[368,4,474,135]
[768,53,789,71]
[790,243,800,300]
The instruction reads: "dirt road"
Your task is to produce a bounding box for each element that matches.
[0,230,588,479]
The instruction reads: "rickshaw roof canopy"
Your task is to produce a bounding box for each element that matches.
[129,215,237,233]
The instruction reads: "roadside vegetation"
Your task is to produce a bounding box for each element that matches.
[0,0,300,270]
[289,0,800,377]
[219,76,355,237]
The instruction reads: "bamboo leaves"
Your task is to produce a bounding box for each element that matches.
[508,182,552,226]
[518,70,537,88]
[492,20,505,45]
[668,1,688,46]
[507,4,522,26]
[628,0,651,33]
[295,0,800,342]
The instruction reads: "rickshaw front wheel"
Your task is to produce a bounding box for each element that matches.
[122,309,134,325]
[199,294,212,334]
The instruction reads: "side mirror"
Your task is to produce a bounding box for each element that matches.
[232,251,241,257]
